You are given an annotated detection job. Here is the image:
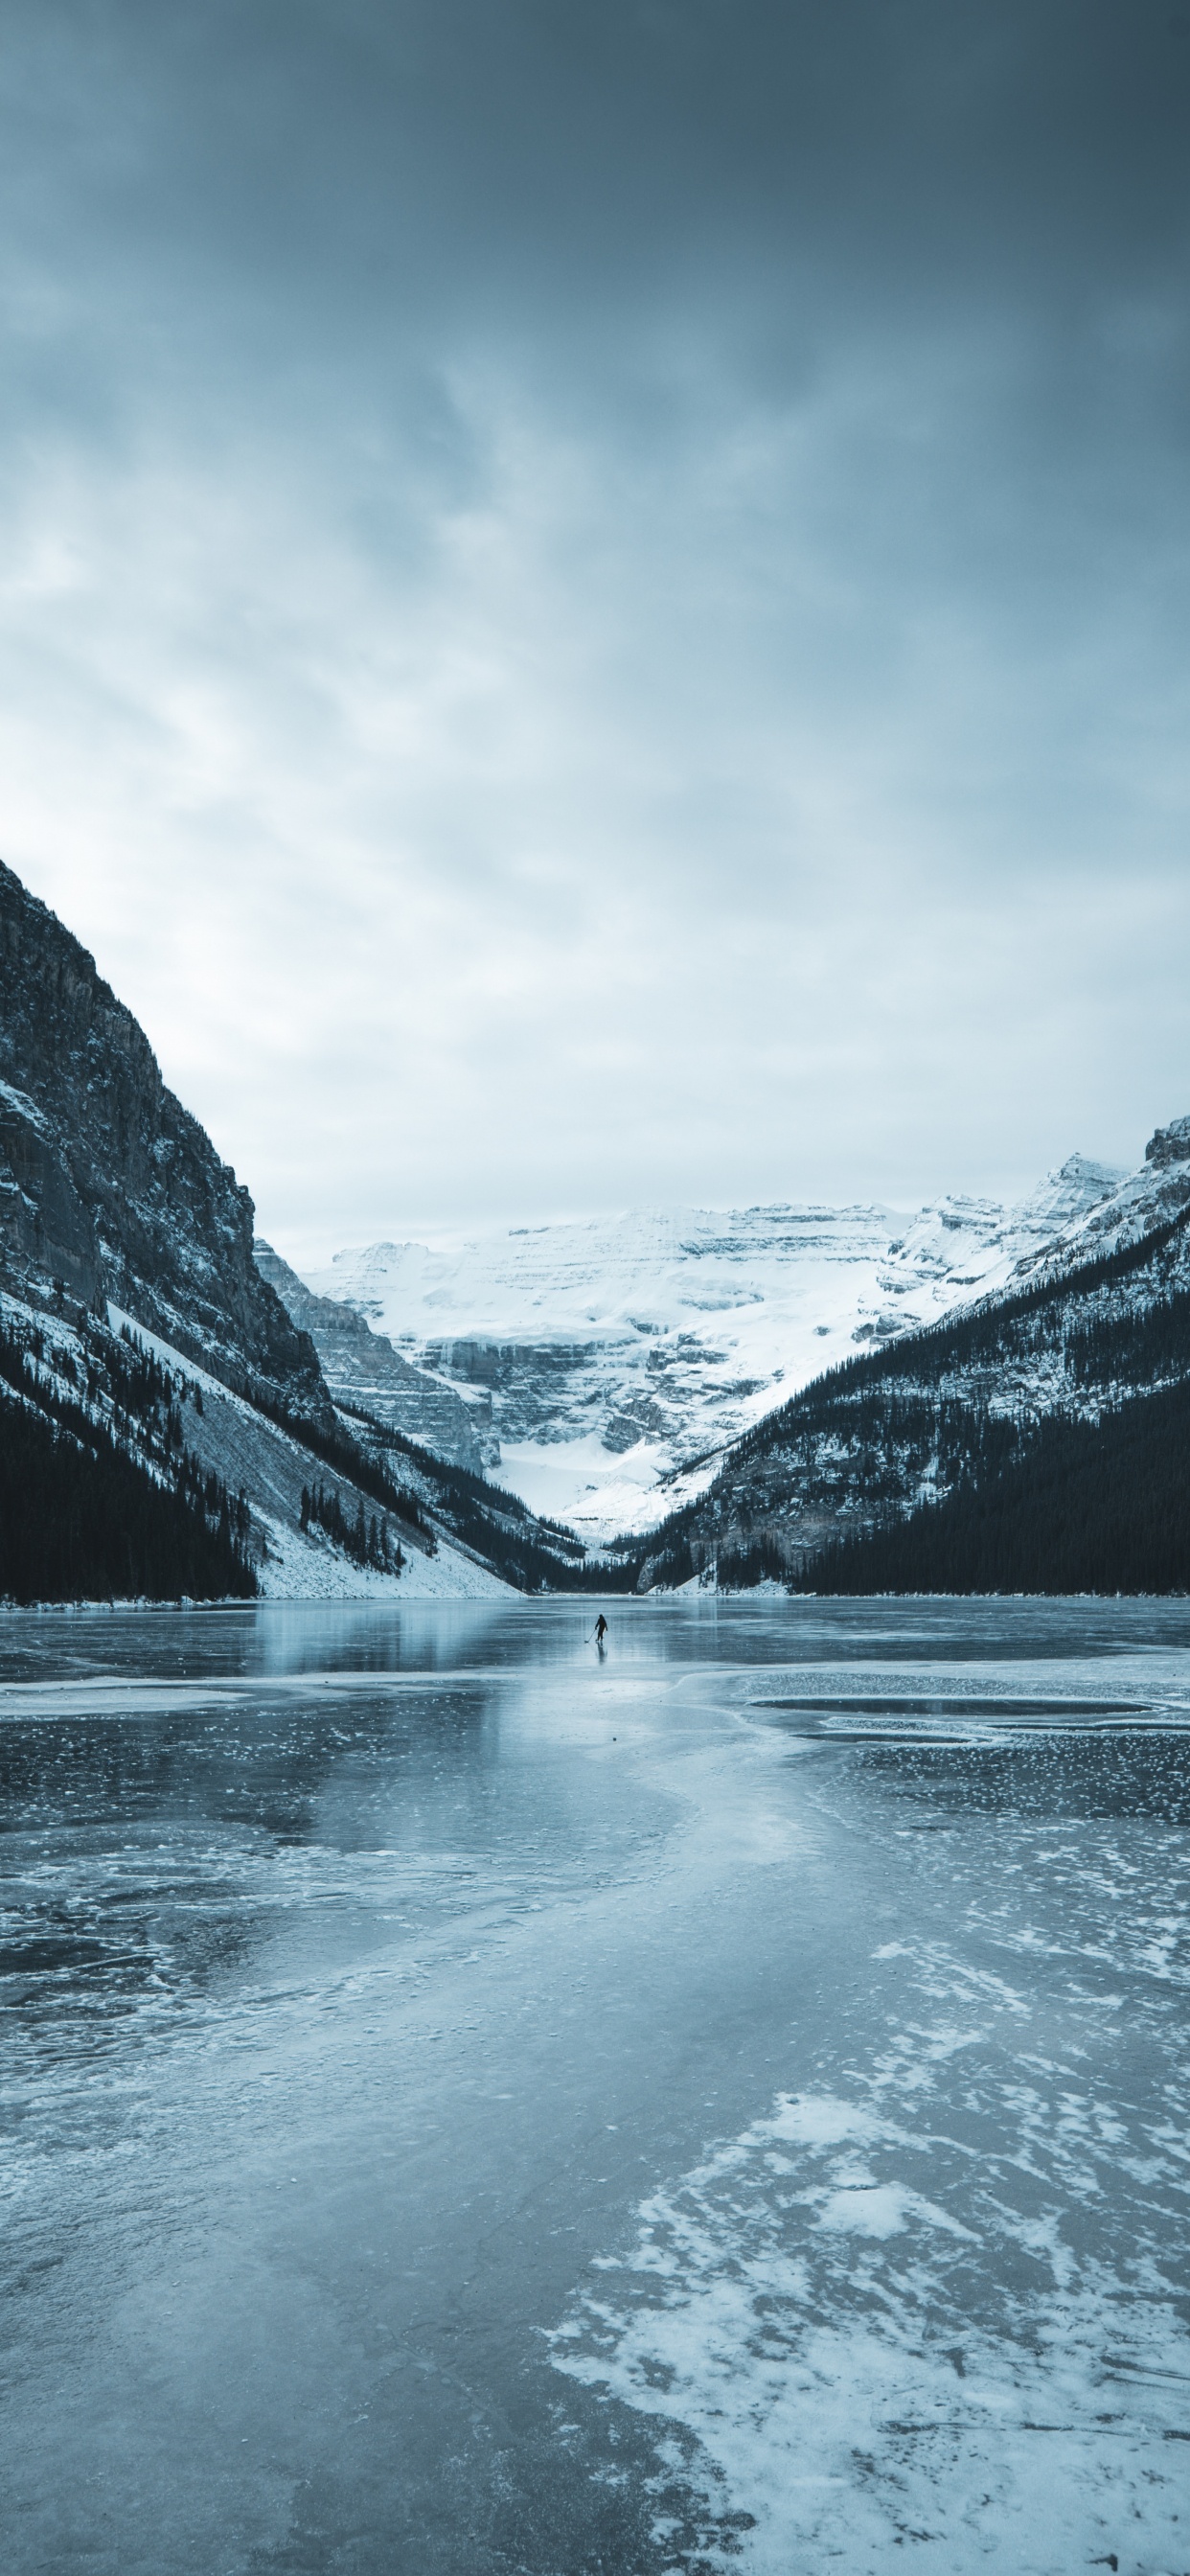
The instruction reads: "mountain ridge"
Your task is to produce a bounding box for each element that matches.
[302,1153,1130,1536]
[0,858,325,1419]
[619,1129,1190,1593]
[0,861,588,1601]
[253,1238,484,1471]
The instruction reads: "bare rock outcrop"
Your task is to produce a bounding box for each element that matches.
[254,1240,485,1470]
[0,859,328,1418]
[1144,1116,1190,1169]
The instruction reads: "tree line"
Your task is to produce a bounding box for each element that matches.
[335,1403,638,1593]
[299,1482,404,1573]
[790,1377,1190,1596]
[0,1315,255,1602]
[0,1385,256,1602]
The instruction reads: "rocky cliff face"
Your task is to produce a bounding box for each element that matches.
[254,1241,485,1470]
[1144,1116,1190,1171]
[0,860,327,1417]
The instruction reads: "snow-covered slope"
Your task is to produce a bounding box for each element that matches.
[0,1278,512,1600]
[306,1154,1125,1538]
[1008,1117,1190,1282]
[641,1115,1190,1589]
[103,1310,511,1599]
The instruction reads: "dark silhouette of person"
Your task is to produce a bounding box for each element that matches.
[594,1614,608,1647]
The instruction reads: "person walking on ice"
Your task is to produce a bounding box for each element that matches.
[594,1614,608,1649]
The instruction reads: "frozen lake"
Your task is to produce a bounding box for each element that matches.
[2,1597,1189,2574]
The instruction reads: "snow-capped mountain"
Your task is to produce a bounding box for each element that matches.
[1005,1116,1190,1279]
[635,1114,1190,1593]
[305,1152,1127,1538]
[0,859,576,1601]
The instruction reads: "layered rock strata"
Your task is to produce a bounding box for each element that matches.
[254,1241,484,1470]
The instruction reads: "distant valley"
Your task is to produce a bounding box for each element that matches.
[4,849,1190,1604]
[291,1157,1130,1538]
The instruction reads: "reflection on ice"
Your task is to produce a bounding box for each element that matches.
[4,1597,1190,2575]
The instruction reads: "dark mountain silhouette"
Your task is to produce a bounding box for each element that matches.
[620,1165,1190,1596]
[0,858,326,1418]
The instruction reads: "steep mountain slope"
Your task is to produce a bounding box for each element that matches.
[306,1157,1123,1537]
[1006,1116,1190,1279]
[790,1375,1190,1597]
[626,1122,1190,1592]
[332,1407,608,1596]
[0,862,578,1599]
[254,1240,484,1471]
[0,1307,258,1604]
[104,1308,505,1598]
[0,859,324,1417]
[0,1275,513,1600]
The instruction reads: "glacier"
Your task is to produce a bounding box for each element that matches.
[304,1155,1127,1539]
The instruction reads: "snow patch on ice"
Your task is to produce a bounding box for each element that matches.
[551,1939,1190,2573]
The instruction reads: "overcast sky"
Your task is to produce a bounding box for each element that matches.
[1,1,1187,1262]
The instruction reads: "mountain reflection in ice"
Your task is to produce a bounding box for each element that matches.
[2,1598,1188,2575]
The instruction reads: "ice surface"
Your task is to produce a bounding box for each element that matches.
[552,1677,1190,2573]
[3,1598,1189,2574]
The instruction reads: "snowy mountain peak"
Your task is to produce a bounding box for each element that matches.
[1005,1124,1190,1286]
[1018,1154,1129,1224]
[302,1145,1141,1538]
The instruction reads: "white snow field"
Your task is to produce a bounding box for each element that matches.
[306,1154,1130,1537]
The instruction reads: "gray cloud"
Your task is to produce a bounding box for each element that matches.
[0,1,1186,1256]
